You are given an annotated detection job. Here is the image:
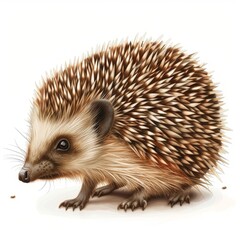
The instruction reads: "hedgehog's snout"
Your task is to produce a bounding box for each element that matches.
[19,167,31,183]
[19,163,32,183]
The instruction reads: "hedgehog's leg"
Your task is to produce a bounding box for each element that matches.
[92,182,119,198]
[168,187,191,207]
[118,189,148,211]
[59,178,95,211]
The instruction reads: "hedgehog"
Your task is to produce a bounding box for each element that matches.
[18,39,224,211]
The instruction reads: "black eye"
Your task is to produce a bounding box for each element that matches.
[56,139,70,152]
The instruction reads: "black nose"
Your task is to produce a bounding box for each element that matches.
[19,168,30,183]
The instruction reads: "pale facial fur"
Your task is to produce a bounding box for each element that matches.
[24,107,100,180]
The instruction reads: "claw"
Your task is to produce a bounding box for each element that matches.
[117,203,124,210]
[142,200,148,210]
[79,204,84,211]
[72,205,78,211]
[131,201,138,211]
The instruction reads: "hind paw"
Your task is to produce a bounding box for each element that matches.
[168,189,191,207]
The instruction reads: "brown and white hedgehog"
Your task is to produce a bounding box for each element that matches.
[19,39,224,211]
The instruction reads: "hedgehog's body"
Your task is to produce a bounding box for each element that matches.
[19,40,223,210]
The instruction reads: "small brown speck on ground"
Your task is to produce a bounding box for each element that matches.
[222,186,227,190]
[10,195,16,199]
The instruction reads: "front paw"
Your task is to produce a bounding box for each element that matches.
[118,198,148,211]
[59,196,89,211]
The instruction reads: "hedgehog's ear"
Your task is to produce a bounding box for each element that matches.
[89,99,114,140]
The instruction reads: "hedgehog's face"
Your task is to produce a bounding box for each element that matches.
[19,100,114,183]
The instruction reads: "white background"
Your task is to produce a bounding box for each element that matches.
[0,0,239,239]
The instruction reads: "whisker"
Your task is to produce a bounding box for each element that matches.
[4,154,25,161]
[5,153,24,158]
[4,148,25,159]
[13,141,26,154]
[4,148,25,157]
[39,181,47,191]
[15,128,29,143]
[10,157,24,163]
[48,181,52,193]
[8,158,24,163]
[5,158,24,166]
[11,164,23,170]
